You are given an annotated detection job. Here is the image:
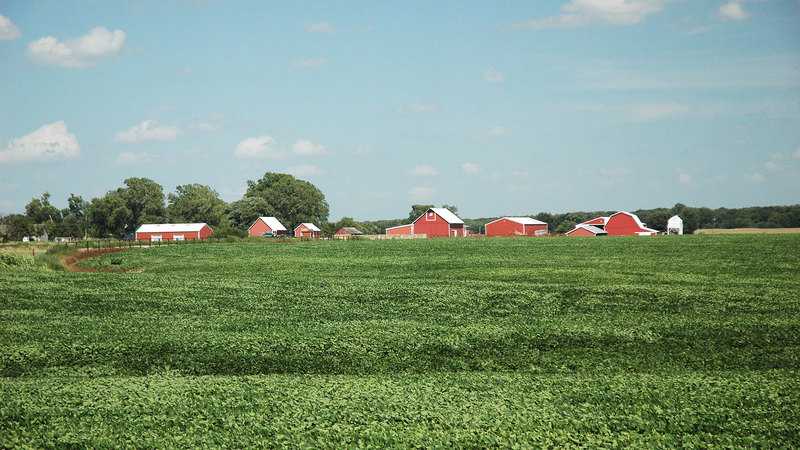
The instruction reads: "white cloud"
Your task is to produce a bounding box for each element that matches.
[600,167,629,177]
[678,173,692,184]
[285,164,324,177]
[114,120,180,143]
[0,121,80,164]
[292,58,328,68]
[409,186,437,201]
[0,13,22,41]
[291,139,327,156]
[396,103,439,115]
[472,126,507,140]
[483,68,505,83]
[27,26,126,67]
[462,162,482,174]
[407,164,440,176]
[512,0,671,29]
[744,172,765,183]
[793,147,800,158]
[115,152,154,165]
[234,135,283,159]
[718,2,749,21]
[622,102,689,122]
[304,22,338,34]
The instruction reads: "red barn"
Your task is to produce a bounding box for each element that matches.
[294,223,320,239]
[576,212,659,236]
[386,208,468,238]
[249,216,287,237]
[135,223,212,241]
[333,227,363,239]
[604,212,659,236]
[386,224,414,235]
[485,217,548,237]
[566,225,608,236]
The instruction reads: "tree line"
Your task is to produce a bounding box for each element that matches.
[1,173,799,241]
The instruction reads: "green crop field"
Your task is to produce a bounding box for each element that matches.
[1,235,799,447]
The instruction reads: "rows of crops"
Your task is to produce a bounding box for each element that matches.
[1,235,798,446]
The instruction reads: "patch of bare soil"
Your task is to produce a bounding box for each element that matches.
[62,247,143,273]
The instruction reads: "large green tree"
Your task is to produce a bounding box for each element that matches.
[25,192,61,225]
[227,197,274,231]
[3,214,35,241]
[244,173,328,231]
[86,192,132,238]
[119,177,166,227]
[166,184,227,227]
[407,204,434,222]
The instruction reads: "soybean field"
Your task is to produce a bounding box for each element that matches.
[1,235,798,447]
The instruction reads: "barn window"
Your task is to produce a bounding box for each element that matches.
[151,235,162,242]
[174,235,184,241]
[426,211,436,221]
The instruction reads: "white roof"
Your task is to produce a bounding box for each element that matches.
[253,216,286,232]
[487,217,547,226]
[136,223,208,233]
[295,222,320,232]
[428,208,464,224]
[614,211,659,233]
[567,224,607,235]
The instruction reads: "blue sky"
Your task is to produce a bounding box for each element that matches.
[1,1,799,221]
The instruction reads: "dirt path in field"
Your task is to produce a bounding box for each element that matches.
[61,247,143,273]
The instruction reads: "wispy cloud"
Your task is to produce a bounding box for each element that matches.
[114,120,180,144]
[409,186,437,201]
[114,152,155,165]
[292,58,328,68]
[27,26,126,67]
[395,103,438,115]
[304,22,338,34]
[461,162,482,174]
[472,126,507,140]
[285,164,324,177]
[407,164,440,176]
[718,2,750,21]
[510,0,672,29]
[483,68,505,83]
[0,121,80,164]
[0,13,22,41]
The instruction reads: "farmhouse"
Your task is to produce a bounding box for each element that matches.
[248,216,287,237]
[485,217,548,237]
[385,208,468,238]
[333,227,363,240]
[294,223,321,239]
[573,211,659,236]
[566,225,608,236]
[135,223,213,241]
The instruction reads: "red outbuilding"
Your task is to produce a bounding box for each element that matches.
[294,223,321,239]
[386,208,468,238]
[333,227,363,239]
[566,225,608,236]
[485,217,548,237]
[248,216,287,237]
[135,223,213,241]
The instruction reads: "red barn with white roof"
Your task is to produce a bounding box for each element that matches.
[566,225,608,236]
[485,217,548,237]
[294,223,320,239]
[135,223,212,241]
[576,212,659,236]
[248,216,287,237]
[385,208,468,237]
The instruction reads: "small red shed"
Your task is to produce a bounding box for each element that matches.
[485,217,548,237]
[386,224,414,235]
[294,223,321,239]
[333,227,363,240]
[249,216,287,237]
[135,223,213,241]
[566,225,608,236]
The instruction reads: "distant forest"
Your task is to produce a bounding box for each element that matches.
[1,173,799,241]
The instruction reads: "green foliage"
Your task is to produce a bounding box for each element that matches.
[166,184,227,227]
[0,252,34,269]
[2,214,34,241]
[1,235,799,446]
[245,172,329,231]
[227,197,273,230]
[408,204,434,222]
